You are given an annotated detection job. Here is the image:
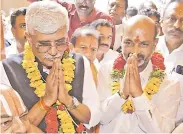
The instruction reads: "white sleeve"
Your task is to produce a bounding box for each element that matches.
[82,56,101,129]
[132,79,181,133]
[97,63,126,124]
[0,61,11,87]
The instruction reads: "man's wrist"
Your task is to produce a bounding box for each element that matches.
[132,90,143,98]
[38,97,51,111]
[65,96,80,111]
[118,91,129,100]
[42,96,54,107]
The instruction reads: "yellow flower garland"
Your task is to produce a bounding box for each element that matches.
[22,42,76,133]
[111,53,165,113]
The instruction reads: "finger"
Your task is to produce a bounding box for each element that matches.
[127,56,132,65]
[59,67,64,85]
[53,59,59,80]
[131,55,139,81]
[123,63,130,94]
[48,59,56,80]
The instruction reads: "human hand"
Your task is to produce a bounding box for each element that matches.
[128,54,143,98]
[43,59,59,106]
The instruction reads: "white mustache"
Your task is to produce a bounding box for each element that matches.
[44,53,63,60]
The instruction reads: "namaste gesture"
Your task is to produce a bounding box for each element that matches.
[119,53,143,99]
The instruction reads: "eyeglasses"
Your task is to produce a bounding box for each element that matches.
[36,39,68,53]
[76,0,95,4]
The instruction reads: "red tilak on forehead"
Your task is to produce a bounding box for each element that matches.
[134,36,140,43]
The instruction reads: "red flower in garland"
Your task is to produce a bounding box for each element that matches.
[45,107,58,133]
[76,123,85,133]
[151,52,165,70]
[58,104,65,111]
[113,55,126,71]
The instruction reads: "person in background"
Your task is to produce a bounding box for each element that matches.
[125,6,138,19]
[71,26,100,87]
[70,26,100,132]
[156,0,183,129]
[107,0,128,52]
[90,19,119,66]
[138,8,163,36]
[0,84,43,133]
[139,0,157,11]
[6,7,27,57]
[122,6,138,23]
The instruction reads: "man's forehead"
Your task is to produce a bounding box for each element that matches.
[109,0,124,4]
[166,2,183,16]
[77,35,98,45]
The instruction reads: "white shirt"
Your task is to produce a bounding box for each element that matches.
[156,36,183,126]
[113,24,123,51]
[99,49,119,66]
[97,60,181,133]
[0,56,101,129]
[5,40,19,58]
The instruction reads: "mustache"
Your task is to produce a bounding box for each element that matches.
[100,43,109,47]
[79,5,89,9]
[44,54,62,60]
[127,53,145,60]
[169,28,183,34]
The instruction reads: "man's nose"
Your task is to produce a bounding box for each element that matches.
[49,45,57,56]
[173,19,182,29]
[12,117,27,133]
[133,44,140,54]
[85,49,92,61]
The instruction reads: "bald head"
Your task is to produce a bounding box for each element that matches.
[122,15,158,72]
[124,15,157,38]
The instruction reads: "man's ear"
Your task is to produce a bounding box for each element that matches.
[25,32,32,46]
[153,37,159,50]
[68,42,74,51]
[11,27,15,37]
[160,19,163,28]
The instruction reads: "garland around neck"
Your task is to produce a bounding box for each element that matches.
[22,42,85,133]
[110,52,166,113]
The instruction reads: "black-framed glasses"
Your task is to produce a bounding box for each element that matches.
[36,39,68,53]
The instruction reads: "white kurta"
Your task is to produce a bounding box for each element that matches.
[113,24,123,51]
[156,36,183,126]
[0,56,101,129]
[99,49,119,66]
[97,60,181,133]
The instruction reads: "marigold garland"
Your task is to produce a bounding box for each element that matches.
[110,52,166,113]
[22,42,79,133]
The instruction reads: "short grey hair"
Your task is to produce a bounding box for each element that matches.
[26,0,69,35]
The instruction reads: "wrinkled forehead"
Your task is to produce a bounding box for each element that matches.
[0,89,26,116]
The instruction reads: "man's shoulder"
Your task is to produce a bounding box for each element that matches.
[156,36,166,51]
[160,74,180,92]
[99,60,114,74]
[95,9,113,21]
[2,54,23,65]
[107,49,119,56]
